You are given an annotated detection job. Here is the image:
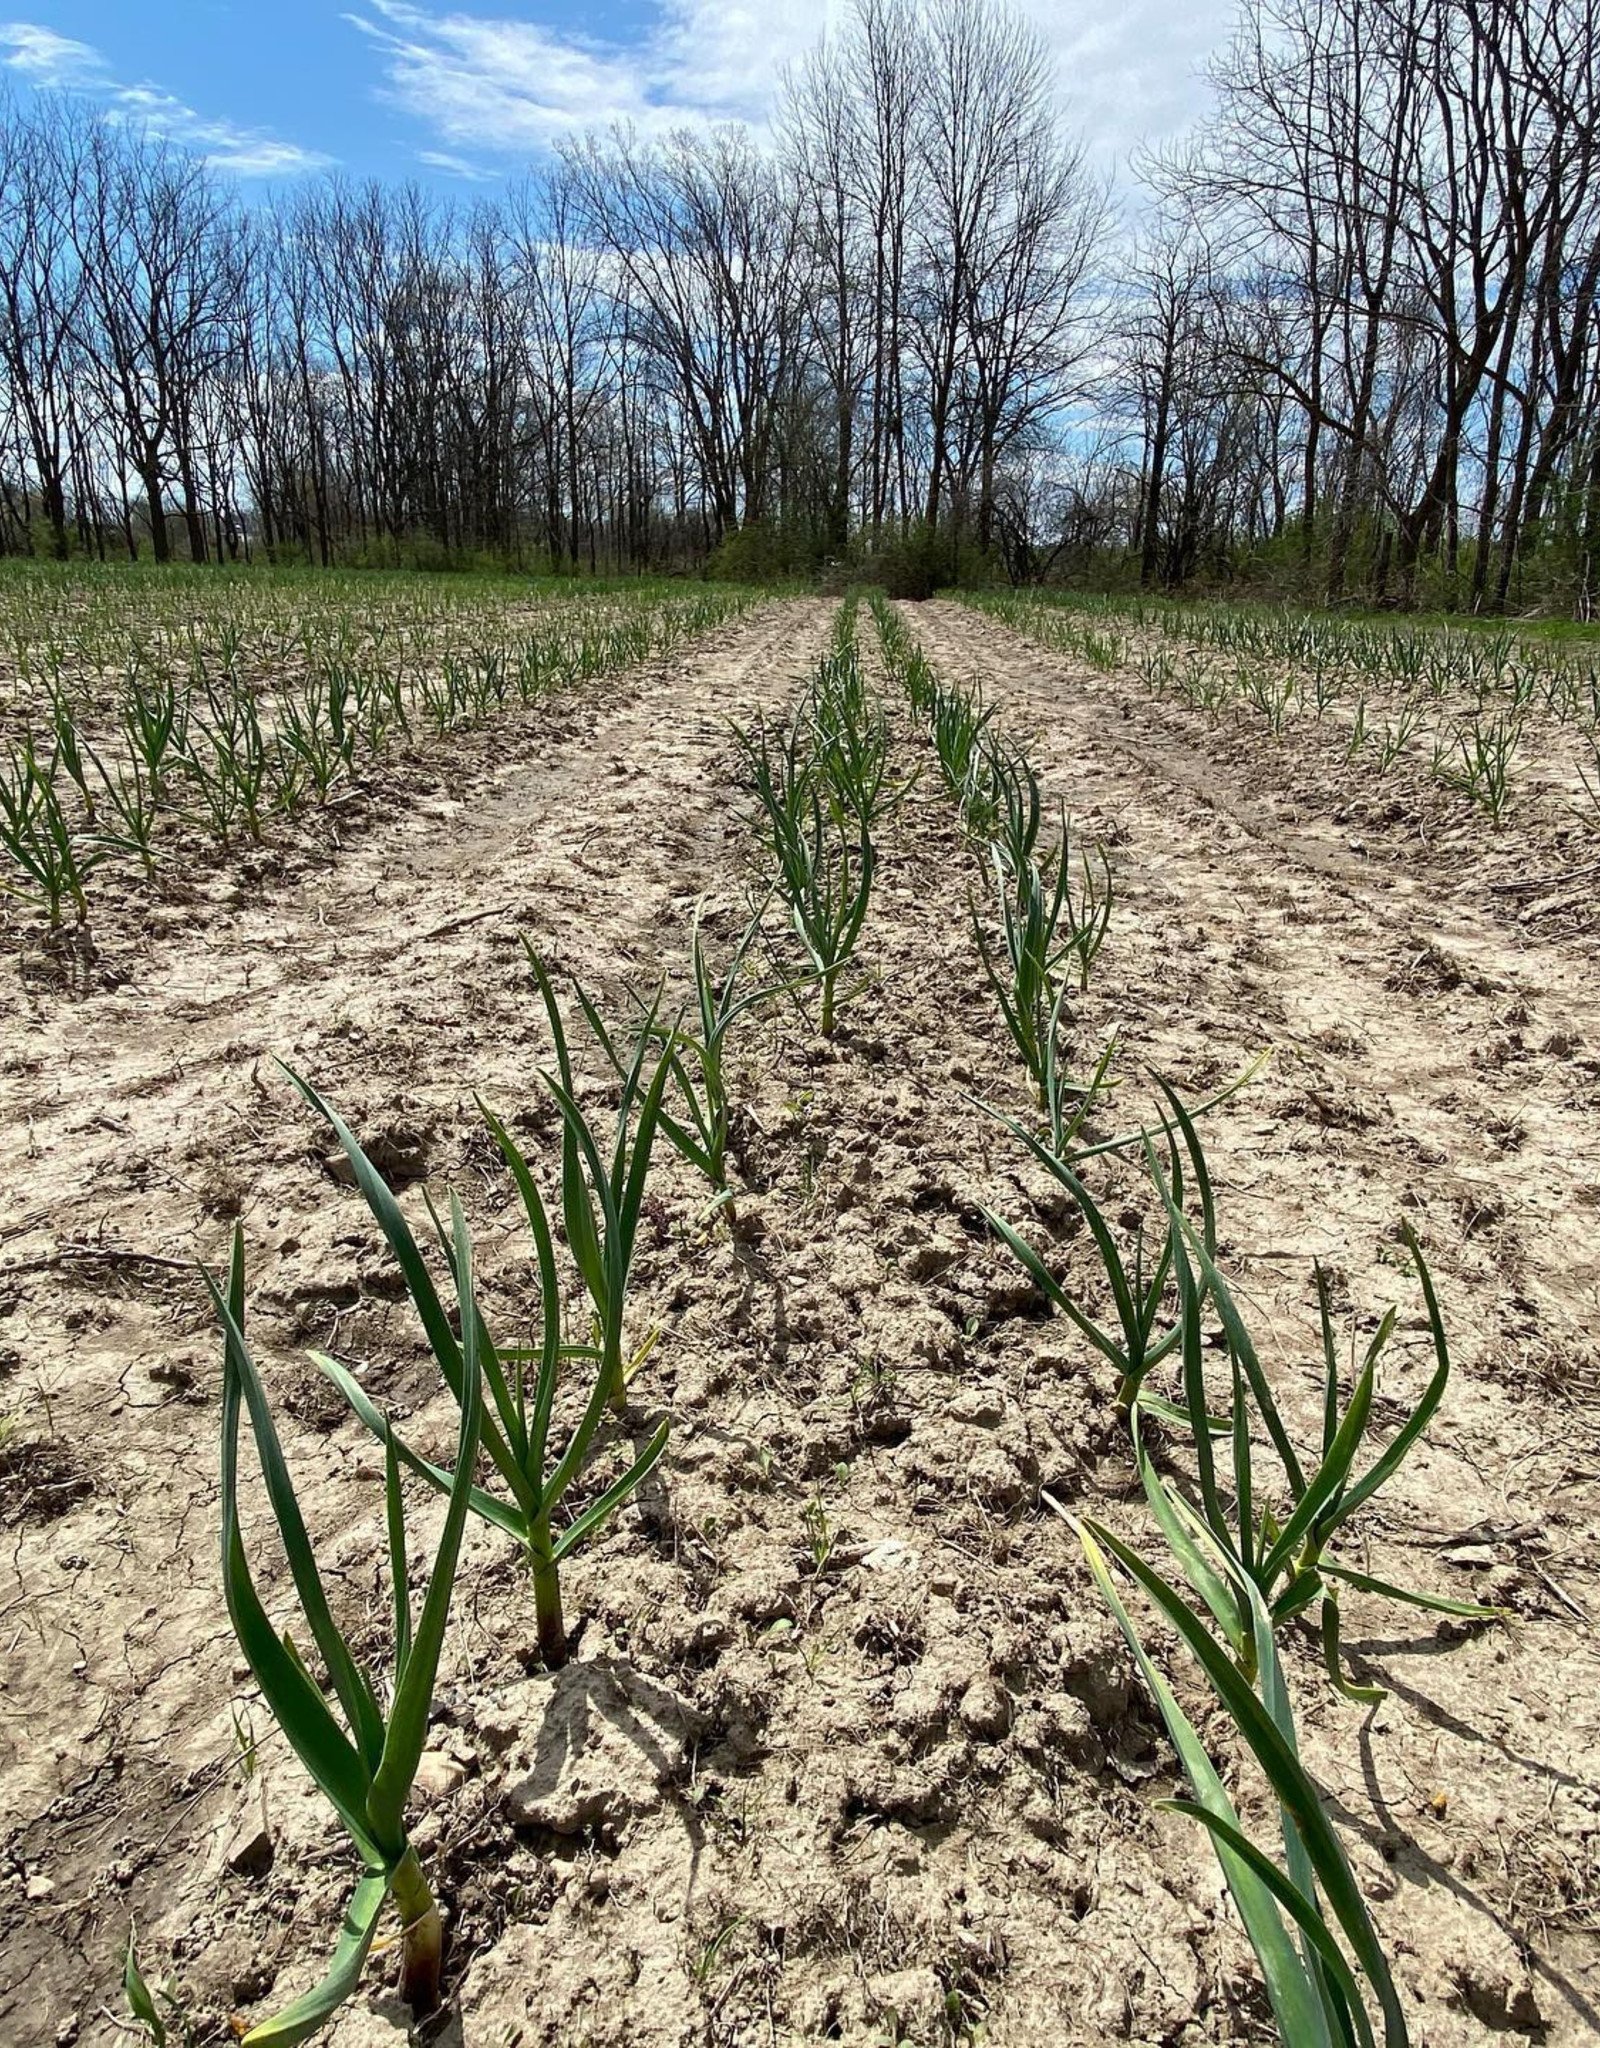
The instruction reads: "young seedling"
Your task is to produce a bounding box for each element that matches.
[186,680,270,844]
[300,1078,667,1670]
[973,812,1114,1099]
[208,1221,482,2039]
[980,1062,1270,1409]
[1037,1026,1122,1161]
[525,946,675,1411]
[929,683,998,816]
[276,685,342,804]
[809,644,912,833]
[735,710,876,1038]
[1003,806,1110,983]
[1239,663,1295,735]
[122,1927,176,2046]
[989,741,1044,871]
[119,667,186,807]
[89,739,162,875]
[590,897,810,1208]
[1128,1102,1499,1699]
[875,604,938,719]
[972,842,1078,1103]
[1371,703,1422,773]
[0,734,103,926]
[983,1092,1213,1420]
[1435,706,1521,822]
[1577,732,1600,823]
[735,711,816,875]
[1076,1508,1409,2048]
[44,679,97,822]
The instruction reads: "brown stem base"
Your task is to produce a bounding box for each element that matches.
[392,1848,443,2018]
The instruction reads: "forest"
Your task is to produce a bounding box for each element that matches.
[2,0,1598,610]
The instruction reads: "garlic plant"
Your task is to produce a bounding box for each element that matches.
[209,1222,482,2040]
[290,955,673,1672]
[734,611,885,1037]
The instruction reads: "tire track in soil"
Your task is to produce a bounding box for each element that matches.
[0,597,832,2045]
[906,596,1600,2045]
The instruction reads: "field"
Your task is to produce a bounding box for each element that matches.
[1,570,1597,2048]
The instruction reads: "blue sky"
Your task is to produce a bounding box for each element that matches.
[0,1,1233,189]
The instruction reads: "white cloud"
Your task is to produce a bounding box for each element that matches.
[344,0,1227,164]
[345,0,843,149]
[0,20,334,175]
[417,146,500,181]
[0,22,105,86]
[1036,0,1232,157]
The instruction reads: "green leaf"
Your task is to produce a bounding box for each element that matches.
[978,1193,1134,1377]
[478,1099,564,1480]
[1162,1801,1375,2048]
[210,1244,381,1865]
[1171,1202,1307,1496]
[1064,1048,1271,1168]
[616,1048,673,1273]
[1321,1592,1388,1705]
[1135,1388,1231,1436]
[239,1870,389,2047]
[539,1063,613,1305]
[1259,1353,1378,1585]
[385,1431,411,1681]
[123,1926,167,2046]
[1320,1561,1503,1620]
[280,1064,524,1501]
[1082,1516,1408,2046]
[1232,1340,1256,1577]
[309,1351,528,1540]
[1079,1522,1336,2047]
[204,1232,385,1771]
[1330,1227,1453,1528]
[1130,1416,1245,1652]
[1162,1177,1229,1545]
[368,1196,484,1853]
[552,1418,670,1561]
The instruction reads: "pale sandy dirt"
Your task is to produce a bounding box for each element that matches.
[0,591,1594,2048]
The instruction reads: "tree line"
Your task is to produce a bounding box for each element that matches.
[1,0,1597,611]
[1120,0,1600,611]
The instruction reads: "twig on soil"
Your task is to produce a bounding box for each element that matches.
[0,1240,194,1279]
[411,899,515,944]
[0,1208,53,1246]
[1532,1564,1591,1624]
[571,826,610,876]
[1487,859,1600,895]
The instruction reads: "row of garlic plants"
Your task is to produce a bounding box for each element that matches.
[1,584,755,927]
[962,587,1600,827]
[873,595,1496,2048]
[978,586,1600,709]
[194,600,897,2038]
